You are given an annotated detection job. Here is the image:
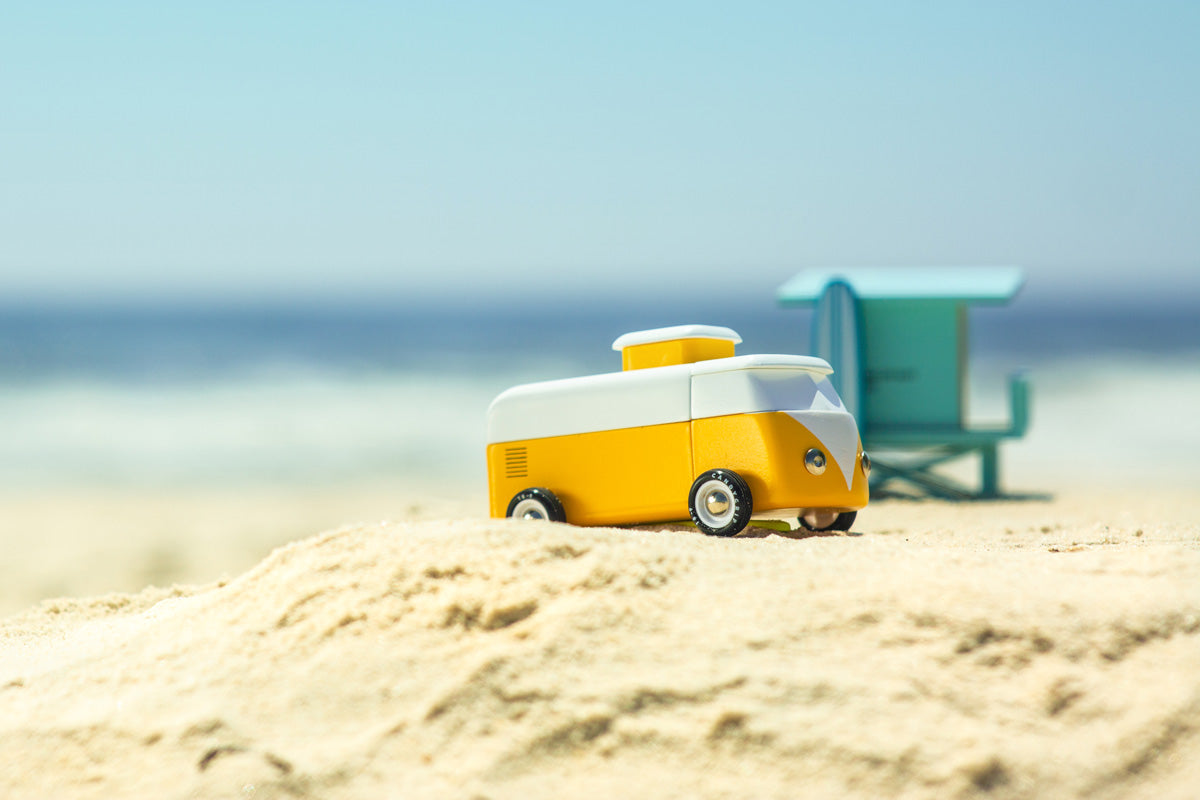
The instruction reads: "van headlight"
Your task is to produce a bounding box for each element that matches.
[861,451,871,477]
[804,448,827,476]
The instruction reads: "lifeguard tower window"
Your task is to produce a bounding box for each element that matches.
[776,268,1030,499]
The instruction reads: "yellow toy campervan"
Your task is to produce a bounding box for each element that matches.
[486,325,870,537]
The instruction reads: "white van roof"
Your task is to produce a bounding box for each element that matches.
[487,354,835,444]
[689,353,831,376]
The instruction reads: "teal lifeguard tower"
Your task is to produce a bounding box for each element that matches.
[777,268,1030,499]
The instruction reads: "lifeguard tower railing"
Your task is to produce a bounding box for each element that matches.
[777,268,1030,499]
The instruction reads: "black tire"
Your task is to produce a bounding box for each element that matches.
[688,469,753,537]
[798,510,856,532]
[506,488,566,522]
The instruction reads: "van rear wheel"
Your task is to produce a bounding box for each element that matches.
[507,488,566,522]
[798,510,856,532]
[688,470,753,537]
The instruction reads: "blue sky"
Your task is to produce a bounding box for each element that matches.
[2,1,1198,302]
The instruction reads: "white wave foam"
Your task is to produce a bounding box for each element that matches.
[0,371,518,489]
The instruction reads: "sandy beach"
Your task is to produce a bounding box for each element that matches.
[5,0,1198,794]
[2,488,1197,799]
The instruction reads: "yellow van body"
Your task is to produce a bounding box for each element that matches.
[486,326,869,529]
[487,412,869,526]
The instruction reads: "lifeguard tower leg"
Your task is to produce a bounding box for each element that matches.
[981,444,999,498]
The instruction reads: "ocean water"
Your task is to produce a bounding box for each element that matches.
[2,295,1197,492]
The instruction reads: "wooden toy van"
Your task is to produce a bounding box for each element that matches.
[486,325,869,536]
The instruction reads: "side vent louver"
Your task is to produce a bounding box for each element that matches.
[504,446,528,479]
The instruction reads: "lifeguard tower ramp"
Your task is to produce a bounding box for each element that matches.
[777,268,1030,499]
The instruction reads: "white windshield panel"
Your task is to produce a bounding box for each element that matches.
[691,368,845,419]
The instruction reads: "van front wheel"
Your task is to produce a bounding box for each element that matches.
[688,470,753,537]
[507,488,566,523]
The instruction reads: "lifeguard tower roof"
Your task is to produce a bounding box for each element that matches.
[777,267,1023,305]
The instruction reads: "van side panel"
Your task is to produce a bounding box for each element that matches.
[691,412,869,514]
[488,422,694,526]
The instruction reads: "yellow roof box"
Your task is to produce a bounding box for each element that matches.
[611,324,742,371]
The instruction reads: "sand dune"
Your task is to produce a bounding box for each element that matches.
[2,493,1198,799]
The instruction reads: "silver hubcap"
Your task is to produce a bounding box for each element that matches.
[695,480,736,528]
[512,498,548,520]
[705,491,730,516]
